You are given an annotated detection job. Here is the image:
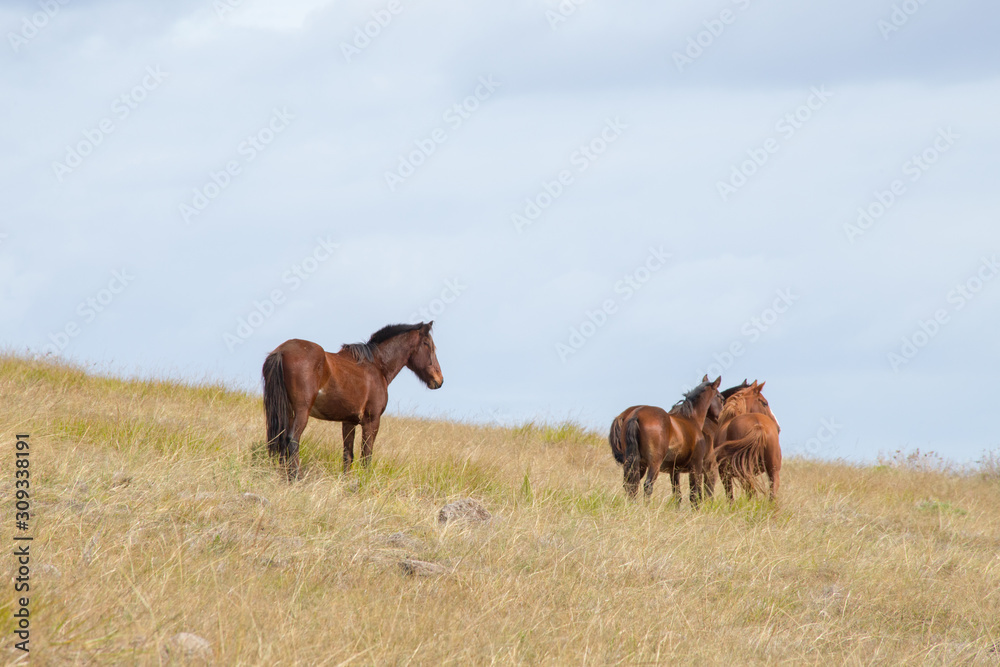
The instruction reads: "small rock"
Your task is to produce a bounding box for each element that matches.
[241,492,270,507]
[399,559,448,577]
[384,532,423,550]
[438,498,491,525]
[167,633,212,661]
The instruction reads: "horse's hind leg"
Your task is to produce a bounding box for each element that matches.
[765,453,781,501]
[643,463,663,500]
[342,422,358,473]
[721,468,735,503]
[283,404,311,480]
[623,461,644,499]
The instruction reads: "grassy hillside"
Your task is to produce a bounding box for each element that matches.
[1,354,998,664]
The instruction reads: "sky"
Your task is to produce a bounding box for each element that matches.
[2,0,999,463]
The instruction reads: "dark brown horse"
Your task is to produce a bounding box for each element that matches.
[714,386,781,501]
[608,378,748,500]
[262,322,443,479]
[621,377,721,502]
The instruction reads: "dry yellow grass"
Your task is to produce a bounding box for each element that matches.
[1,354,999,665]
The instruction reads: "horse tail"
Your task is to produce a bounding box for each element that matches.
[262,351,291,457]
[624,415,641,469]
[726,425,769,494]
[609,414,626,465]
[620,414,644,497]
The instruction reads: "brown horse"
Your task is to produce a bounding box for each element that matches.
[703,381,779,495]
[262,322,443,479]
[608,378,748,500]
[714,386,781,501]
[621,377,721,502]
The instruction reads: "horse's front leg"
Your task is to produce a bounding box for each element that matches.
[359,415,381,468]
[689,462,705,508]
[704,459,718,500]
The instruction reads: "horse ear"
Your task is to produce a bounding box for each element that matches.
[702,374,709,382]
[712,376,722,388]
[422,321,434,333]
[749,380,758,389]
[756,381,765,392]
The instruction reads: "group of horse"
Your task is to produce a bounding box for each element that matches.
[608,377,783,505]
[260,322,782,503]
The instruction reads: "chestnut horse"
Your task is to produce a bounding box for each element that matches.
[608,378,748,501]
[262,322,443,479]
[714,384,781,500]
[621,377,721,502]
[703,381,779,495]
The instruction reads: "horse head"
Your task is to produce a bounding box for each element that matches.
[405,321,443,389]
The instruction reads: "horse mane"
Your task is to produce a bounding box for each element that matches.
[669,382,713,419]
[340,322,427,364]
[719,391,748,423]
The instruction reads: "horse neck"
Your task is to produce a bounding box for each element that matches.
[372,334,415,384]
[689,392,714,428]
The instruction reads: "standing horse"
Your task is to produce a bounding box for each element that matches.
[262,322,443,479]
[702,381,779,496]
[608,378,748,500]
[714,384,781,501]
[621,377,721,502]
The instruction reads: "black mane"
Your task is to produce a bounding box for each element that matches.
[340,322,428,364]
[668,381,715,418]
